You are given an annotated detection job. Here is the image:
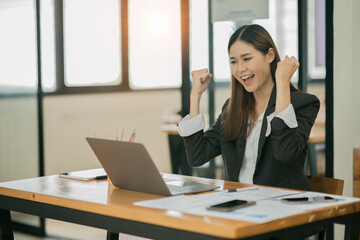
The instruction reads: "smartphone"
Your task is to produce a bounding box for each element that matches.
[207,199,256,212]
[281,196,337,204]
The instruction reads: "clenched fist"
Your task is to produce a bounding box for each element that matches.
[191,68,212,96]
[275,55,300,87]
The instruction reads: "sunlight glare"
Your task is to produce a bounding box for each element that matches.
[147,14,168,35]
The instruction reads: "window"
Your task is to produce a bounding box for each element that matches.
[128,0,182,89]
[1,0,186,95]
[63,0,121,87]
[41,0,56,92]
[307,0,326,79]
[190,0,299,84]
[189,0,209,72]
[0,0,37,93]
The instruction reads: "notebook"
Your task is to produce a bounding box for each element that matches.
[86,137,219,196]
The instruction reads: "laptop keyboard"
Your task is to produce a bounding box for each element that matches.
[164,178,219,195]
[167,184,189,195]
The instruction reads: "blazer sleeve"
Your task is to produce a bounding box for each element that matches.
[269,92,320,163]
[182,102,227,167]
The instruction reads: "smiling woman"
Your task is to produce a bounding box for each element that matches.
[178,24,320,193]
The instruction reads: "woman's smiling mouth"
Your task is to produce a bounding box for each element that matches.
[241,74,255,85]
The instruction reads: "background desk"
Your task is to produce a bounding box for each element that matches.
[161,124,216,179]
[161,124,193,176]
[306,121,326,176]
[1,170,360,240]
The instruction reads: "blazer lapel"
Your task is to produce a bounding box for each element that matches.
[257,86,276,162]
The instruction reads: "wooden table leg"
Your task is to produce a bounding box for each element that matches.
[0,209,14,240]
[344,213,360,240]
[106,231,119,240]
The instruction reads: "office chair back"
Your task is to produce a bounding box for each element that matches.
[307,175,344,195]
[354,148,360,198]
[306,175,344,240]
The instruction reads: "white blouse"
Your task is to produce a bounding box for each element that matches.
[177,104,298,184]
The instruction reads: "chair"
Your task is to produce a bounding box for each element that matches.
[307,175,344,195]
[354,148,360,198]
[306,175,344,240]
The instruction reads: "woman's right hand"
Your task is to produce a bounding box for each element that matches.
[191,68,212,97]
[189,69,212,118]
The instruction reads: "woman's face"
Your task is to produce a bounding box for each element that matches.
[229,40,274,94]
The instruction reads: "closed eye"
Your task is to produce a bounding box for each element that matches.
[244,57,252,61]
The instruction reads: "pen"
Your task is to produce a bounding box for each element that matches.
[227,187,260,192]
[95,175,107,180]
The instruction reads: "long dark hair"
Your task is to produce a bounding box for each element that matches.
[222,24,297,141]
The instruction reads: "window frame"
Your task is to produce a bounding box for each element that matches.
[0,0,192,97]
[48,0,130,95]
[47,0,187,96]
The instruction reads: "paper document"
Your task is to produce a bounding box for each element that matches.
[134,186,360,223]
[182,200,302,223]
[134,187,301,223]
[134,187,298,210]
[274,192,360,211]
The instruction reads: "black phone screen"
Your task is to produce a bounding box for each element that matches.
[207,199,255,211]
[211,200,248,208]
[282,197,310,202]
[281,196,337,204]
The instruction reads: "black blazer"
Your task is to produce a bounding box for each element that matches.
[183,87,320,190]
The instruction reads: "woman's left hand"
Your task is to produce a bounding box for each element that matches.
[275,55,300,86]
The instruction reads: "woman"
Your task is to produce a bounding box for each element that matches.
[177,24,320,190]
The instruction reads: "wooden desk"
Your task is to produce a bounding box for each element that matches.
[1,170,360,240]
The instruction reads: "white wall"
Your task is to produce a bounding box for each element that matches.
[334,1,360,238]
[334,0,360,197]
[43,90,181,175]
[0,88,217,180]
[351,0,360,148]
[0,98,38,181]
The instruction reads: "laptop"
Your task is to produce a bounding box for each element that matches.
[86,137,219,196]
